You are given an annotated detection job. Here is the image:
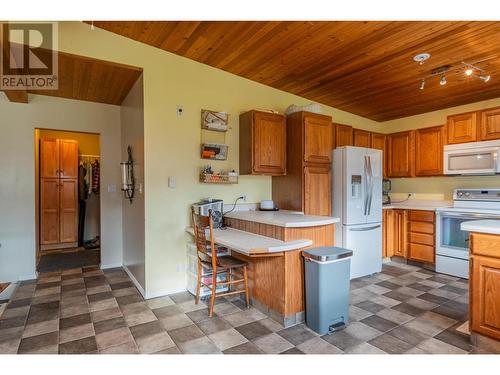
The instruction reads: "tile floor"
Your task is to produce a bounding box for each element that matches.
[0,262,496,354]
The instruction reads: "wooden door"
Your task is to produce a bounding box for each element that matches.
[371,133,387,178]
[479,107,500,141]
[470,255,500,340]
[304,114,332,164]
[303,165,331,216]
[253,111,286,175]
[393,209,408,258]
[353,129,371,148]
[382,209,395,258]
[415,125,444,176]
[40,179,60,245]
[40,138,59,178]
[59,139,78,179]
[387,131,415,177]
[59,179,78,243]
[446,112,477,144]
[334,123,353,148]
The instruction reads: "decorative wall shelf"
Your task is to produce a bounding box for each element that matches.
[200,173,238,184]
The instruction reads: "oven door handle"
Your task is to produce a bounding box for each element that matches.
[437,212,500,220]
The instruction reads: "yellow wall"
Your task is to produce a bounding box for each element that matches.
[379,98,500,198]
[56,21,380,296]
[38,129,100,155]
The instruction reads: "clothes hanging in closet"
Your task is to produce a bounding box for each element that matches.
[78,158,100,246]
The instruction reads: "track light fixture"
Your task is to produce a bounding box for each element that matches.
[419,79,425,90]
[465,67,473,76]
[440,75,447,86]
[480,74,491,82]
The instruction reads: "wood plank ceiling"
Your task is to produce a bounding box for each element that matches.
[90,21,500,121]
[0,43,143,105]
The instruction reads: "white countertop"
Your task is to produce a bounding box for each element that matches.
[185,227,312,255]
[383,200,452,211]
[461,220,500,235]
[224,210,339,228]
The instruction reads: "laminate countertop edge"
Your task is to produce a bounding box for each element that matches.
[461,220,500,235]
[224,210,339,228]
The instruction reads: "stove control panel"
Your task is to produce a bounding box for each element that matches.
[453,189,500,201]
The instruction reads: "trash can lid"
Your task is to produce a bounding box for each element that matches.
[303,246,353,262]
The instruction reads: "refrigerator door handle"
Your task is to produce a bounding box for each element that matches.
[349,224,381,231]
[366,156,374,216]
[363,156,369,216]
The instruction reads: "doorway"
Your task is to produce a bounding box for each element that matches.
[35,129,101,272]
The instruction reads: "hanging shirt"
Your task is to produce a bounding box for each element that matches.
[92,160,100,193]
[78,164,87,201]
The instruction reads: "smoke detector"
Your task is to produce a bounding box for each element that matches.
[413,53,431,64]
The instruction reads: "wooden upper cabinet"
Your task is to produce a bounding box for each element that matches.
[59,139,78,179]
[353,129,371,148]
[239,110,286,176]
[304,113,333,164]
[40,138,59,178]
[415,126,444,176]
[371,132,387,178]
[334,123,353,148]
[387,131,415,178]
[479,107,500,141]
[446,111,478,144]
[303,165,331,216]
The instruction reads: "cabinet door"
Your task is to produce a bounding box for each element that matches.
[304,114,332,164]
[415,126,444,176]
[353,129,371,148]
[383,209,395,258]
[479,107,500,141]
[303,165,331,216]
[59,139,79,179]
[59,179,78,243]
[40,179,60,245]
[40,138,59,178]
[393,209,408,258]
[253,111,286,175]
[446,112,477,144]
[387,131,415,177]
[471,255,500,340]
[334,123,353,148]
[371,133,387,178]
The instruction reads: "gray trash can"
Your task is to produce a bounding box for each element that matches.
[303,246,353,335]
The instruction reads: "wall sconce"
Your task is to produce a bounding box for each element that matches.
[121,145,135,203]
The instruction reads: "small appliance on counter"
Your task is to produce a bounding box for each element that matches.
[382,179,391,205]
[192,198,224,228]
[259,200,279,211]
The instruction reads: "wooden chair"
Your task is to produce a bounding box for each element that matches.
[191,207,250,317]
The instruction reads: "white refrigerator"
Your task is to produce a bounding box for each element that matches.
[333,146,383,279]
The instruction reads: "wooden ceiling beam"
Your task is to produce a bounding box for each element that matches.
[2,90,28,103]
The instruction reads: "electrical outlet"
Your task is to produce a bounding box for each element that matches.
[176,105,184,117]
[240,195,247,202]
[408,193,415,198]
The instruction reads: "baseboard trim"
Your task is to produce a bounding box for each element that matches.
[100,263,123,270]
[123,265,146,298]
[18,273,37,281]
[145,287,186,300]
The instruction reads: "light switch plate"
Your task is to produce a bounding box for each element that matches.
[108,184,117,193]
[168,176,176,188]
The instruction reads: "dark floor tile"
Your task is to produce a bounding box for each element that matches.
[61,273,83,281]
[26,303,60,324]
[152,305,182,319]
[186,308,214,323]
[376,280,401,290]
[129,320,164,340]
[0,315,26,330]
[383,291,413,302]
[109,281,134,290]
[29,301,60,312]
[36,281,60,290]
[61,283,85,292]
[417,293,450,305]
[17,331,58,354]
[354,301,386,314]
[59,313,92,330]
[154,345,181,354]
[321,330,362,351]
[116,294,144,306]
[196,317,232,335]
[19,279,37,286]
[439,284,467,295]
[350,279,370,290]
[407,282,434,292]
[427,275,454,284]
[277,324,316,346]
[360,315,398,332]
[93,316,127,335]
[232,299,248,310]
[0,326,24,343]
[84,276,107,288]
[223,341,263,354]
[434,329,472,352]
[280,347,304,354]
[391,303,426,317]
[416,268,435,276]
[168,324,204,345]
[58,336,97,354]
[235,321,272,340]
[31,294,60,305]
[168,291,193,304]
[369,333,413,354]
[387,325,430,346]
[432,304,468,321]
[5,298,32,309]
[87,291,114,303]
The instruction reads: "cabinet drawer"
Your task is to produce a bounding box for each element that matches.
[408,243,435,264]
[409,232,434,246]
[471,233,500,259]
[409,210,435,223]
[409,221,434,234]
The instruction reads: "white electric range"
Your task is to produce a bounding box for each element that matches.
[436,189,500,279]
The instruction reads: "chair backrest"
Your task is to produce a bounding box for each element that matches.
[191,207,218,269]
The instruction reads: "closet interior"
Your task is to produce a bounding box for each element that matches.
[35,129,101,271]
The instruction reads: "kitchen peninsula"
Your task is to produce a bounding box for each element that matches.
[187,210,338,327]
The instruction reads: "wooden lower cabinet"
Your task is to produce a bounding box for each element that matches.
[470,233,500,340]
[383,209,407,258]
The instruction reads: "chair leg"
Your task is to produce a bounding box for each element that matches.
[243,265,250,308]
[209,272,217,318]
[195,260,202,305]
[227,269,231,292]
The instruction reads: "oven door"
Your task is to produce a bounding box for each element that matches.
[436,211,500,259]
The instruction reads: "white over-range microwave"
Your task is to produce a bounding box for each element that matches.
[444,139,500,175]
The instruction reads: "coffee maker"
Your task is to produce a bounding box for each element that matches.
[382,179,391,205]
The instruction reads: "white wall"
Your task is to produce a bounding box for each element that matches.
[0,93,123,282]
[120,75,146,293]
